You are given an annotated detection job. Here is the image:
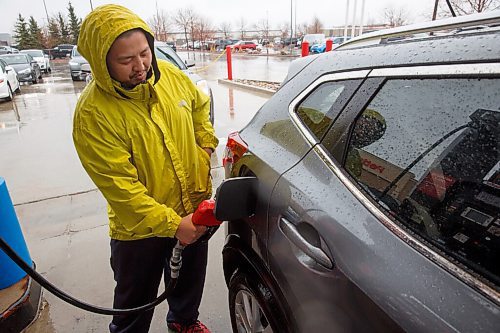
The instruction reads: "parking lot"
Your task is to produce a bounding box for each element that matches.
[0,54,291,332]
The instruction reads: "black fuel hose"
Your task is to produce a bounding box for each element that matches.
[0,236,176,316]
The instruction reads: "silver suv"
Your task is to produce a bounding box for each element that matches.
[221,11,500,332]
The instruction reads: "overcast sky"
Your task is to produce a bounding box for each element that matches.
[1,0,438,34]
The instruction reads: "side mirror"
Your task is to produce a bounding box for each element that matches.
[185,59,195,68]
[214,177,257,221]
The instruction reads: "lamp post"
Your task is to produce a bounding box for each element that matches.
[42,0,50,24]
[290,0,293,54]
[344,0,350,40]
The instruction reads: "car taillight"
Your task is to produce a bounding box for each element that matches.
[222,132,248,172]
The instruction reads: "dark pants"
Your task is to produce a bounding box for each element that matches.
[108,237,208,333]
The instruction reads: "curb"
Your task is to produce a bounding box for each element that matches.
[217,79,277,96]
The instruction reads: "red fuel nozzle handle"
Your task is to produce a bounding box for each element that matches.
[192,199,222,227]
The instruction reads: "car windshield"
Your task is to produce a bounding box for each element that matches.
[154,46,186,70]
[22,50,43,57]
[73,48,81,57]
[0,54,28,65]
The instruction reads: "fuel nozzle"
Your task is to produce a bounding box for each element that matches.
[192,199,222,243]
[192,199,221,227]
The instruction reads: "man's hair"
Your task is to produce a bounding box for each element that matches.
[116,28,145,40]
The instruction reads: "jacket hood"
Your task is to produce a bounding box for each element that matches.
[77,4,160,98]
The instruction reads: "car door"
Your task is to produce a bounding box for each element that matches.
[267,65,500,332]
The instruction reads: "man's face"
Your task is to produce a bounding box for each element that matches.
[106,30,152,88]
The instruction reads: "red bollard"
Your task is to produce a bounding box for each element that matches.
[326,39,333,52]
[301,41,309,57]
[226,45,232,81]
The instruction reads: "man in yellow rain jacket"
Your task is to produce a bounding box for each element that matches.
[73,5,217,333]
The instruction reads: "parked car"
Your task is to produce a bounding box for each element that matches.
[310,36,352,53]
[165,41,177,51]
[69,46,89,81]
[231,40,257,52]
[215,39,236,51]
[0,46,19,55]
[221,12,500,333]
[0,53,41,84]
[154,42,214,124]
[282,37,300,46]
[0,58,21,101]
[20,49,51,73]
[302,33,326,50]
[50,44,74,59]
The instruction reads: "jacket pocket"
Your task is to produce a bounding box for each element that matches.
[194,146,212,193]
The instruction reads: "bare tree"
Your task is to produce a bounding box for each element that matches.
[307,16,323,34]
[238,17,247,39]
[444,0,500,15]
[175,8,197,48]
[280,23,290,39]
[254,18,271,42]
[383,6,410,27]
[220,22,232,39]
[148,9,170,41]
[296,22,308,37]
[194,16,213,50]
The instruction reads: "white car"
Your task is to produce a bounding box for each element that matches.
[0,59,21,101]
[20,49,51,73]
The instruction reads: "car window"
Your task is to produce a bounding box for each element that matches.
[294,80,360,140]
[344,78,500,285]
[22,50,43,57]
[154,46,186,70]
[0,55,28,64]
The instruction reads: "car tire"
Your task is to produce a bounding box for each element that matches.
[228,271,285,333]
[6,84,13,101]
[47,67,52,73]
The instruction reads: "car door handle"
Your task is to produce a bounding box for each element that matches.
[279,217,333,269]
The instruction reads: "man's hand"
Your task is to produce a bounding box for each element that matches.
[175,214,207,244]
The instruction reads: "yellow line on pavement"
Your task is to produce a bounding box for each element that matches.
[192,49,227,73]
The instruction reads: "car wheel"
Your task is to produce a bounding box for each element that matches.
[47,67,52,73]
[229,272,284,333]
[6,84,13,101]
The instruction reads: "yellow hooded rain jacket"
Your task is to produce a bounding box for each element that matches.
[73,5,218,240]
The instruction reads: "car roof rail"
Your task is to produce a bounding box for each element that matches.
[337,10,500,50]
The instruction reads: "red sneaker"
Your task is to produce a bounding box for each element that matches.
[167,320,211,333]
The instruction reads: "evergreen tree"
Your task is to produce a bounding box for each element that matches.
[47,17,61,48]
[67,2,81,44]
[13,14,30,50]
[57,12,70,43]
[27,16,44,49]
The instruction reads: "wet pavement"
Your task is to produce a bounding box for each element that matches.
[0,55,292,332]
